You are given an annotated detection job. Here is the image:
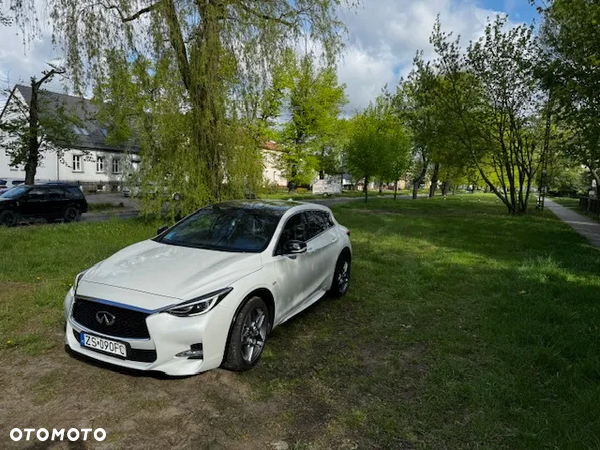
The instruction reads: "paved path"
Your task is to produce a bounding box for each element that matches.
[545,199,600,249]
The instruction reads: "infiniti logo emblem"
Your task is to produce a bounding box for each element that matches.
[96,311,116,326]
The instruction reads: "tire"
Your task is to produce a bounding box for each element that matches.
[222,296,270,371]
[63,206,80,223]
[329,252,351,298]
[0,210,17,227]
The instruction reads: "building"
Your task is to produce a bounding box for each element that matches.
[0,85,140,192]
[261,141,287,188]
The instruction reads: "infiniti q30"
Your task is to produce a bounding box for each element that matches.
[64,201,351,375]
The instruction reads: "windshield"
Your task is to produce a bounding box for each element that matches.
[158,205,283,253]
[0,186,30,199]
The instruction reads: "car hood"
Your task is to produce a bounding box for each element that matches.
[81,240,263,301]
[0,198,15,206]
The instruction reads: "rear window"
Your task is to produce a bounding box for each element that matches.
[0,180,6,186]
[65,187,84,199]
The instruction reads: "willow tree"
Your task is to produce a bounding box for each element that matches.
[49,0,350,208]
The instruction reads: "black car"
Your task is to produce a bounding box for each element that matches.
[0,184,88,226]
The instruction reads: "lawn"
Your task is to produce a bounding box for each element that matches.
[260,188,414,201]
[1,195,599,449]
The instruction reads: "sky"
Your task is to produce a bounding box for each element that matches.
[0,0,539,114]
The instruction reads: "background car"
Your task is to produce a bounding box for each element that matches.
[0,178,25,196]
[0,184,88,226]
[64,200,352,376]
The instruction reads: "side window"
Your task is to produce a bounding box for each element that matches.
[65,187,84,200]
[278,214,306,251]
[47,188,65,201]
[26,188,46,202]
[316,211,334,229]
[305,211,332,240]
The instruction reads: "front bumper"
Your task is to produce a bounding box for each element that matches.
[64,290,233,376]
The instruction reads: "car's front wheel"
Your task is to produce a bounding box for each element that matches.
[0,210,17,227]
[222,296,270,371]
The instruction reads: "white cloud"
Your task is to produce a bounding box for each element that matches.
[336,0,510,114]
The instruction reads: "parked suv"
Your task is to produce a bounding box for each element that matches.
[0,184,88,226]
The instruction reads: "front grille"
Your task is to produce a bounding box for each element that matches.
[72,329,157,363]
[72,297,150,339]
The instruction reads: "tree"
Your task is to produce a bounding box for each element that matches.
[535,0,600,198]
[0,67,81,184]
[49,0,351,209]
[345,97,409,202]
[280,53,347,190]
[427,17,543,214]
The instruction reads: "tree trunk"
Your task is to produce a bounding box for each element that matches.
[441,180,450,196]
[378,181,383,194]
[25,77,41,185]
[394,180,398,200]
[319,170,325,180]
[364,175,368,203]
[429,163,439,198]
[412,165,427,200]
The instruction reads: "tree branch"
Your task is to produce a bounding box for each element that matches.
[104,1,162,23]
[238,2,294,26]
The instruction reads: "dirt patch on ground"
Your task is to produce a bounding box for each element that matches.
[0,346,289,450]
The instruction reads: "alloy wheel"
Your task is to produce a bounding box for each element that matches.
[240,307,267,363]
[338,260,350,293]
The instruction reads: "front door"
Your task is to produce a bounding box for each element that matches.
[271,212,319,322]
[19,187,47,219]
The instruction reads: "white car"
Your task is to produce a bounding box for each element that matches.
[64,200,352,376]
[0,178,25,196]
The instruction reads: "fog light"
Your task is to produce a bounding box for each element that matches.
[175,343,203,359]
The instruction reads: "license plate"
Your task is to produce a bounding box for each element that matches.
[80,332,127,358]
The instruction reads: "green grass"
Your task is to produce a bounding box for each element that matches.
[1,196,599,448]
[260,189,410,201]
[550,197,580,209]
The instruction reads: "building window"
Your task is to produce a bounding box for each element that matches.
[73,155,83,172]
[112,158,121,174]
[96,157,105,173]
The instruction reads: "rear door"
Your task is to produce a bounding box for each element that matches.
[19,187,47,218]
[45,187,66,218]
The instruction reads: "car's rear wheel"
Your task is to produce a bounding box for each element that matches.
[222,296,270,371]
[329,252,351,297]
[63,206,80,223]
[0,210,17,227]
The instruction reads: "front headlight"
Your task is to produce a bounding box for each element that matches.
[165,287,233,317]
[73,270,87,294]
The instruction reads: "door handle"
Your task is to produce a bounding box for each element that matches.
[331,237,339,243]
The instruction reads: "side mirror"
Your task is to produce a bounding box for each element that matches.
[283,240,307,255]
[157,226,168,236]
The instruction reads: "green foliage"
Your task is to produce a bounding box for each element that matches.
[425,16,543,214]
[280,53,347,187]
[49,0,352,211]
[345,96,410,201]
[537,0,600,196]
